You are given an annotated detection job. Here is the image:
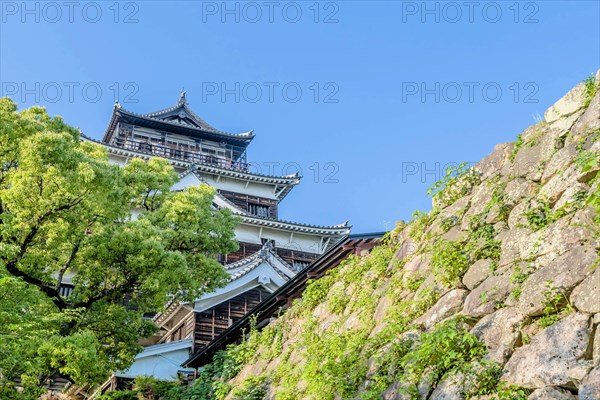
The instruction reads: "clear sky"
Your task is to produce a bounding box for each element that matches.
[1,1,599,232]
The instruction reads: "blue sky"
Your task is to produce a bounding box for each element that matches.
[1,1,599,232]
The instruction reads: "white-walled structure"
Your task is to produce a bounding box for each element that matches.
[85,91,350,387]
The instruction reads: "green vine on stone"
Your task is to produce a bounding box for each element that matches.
[427,162,481,208]
[583,74,599,108]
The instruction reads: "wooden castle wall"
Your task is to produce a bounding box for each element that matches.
[193,287,267,350]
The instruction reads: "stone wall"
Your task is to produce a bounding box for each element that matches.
[215,73,600,400]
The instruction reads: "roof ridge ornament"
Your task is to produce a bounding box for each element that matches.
[179,88,188,105]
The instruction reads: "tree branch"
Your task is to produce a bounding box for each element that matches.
[2,198,89,310]
[142,189,151,211]
[5,260,67,310]
[73,275,137,310]
[55,239,81,291]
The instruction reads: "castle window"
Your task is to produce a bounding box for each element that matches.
[249,203,269,218]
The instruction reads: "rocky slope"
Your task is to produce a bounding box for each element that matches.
[195,74,600,400]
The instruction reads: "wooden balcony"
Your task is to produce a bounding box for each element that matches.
[113,137,250,172]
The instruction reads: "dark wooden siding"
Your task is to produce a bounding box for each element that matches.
[222,242,263,263]
[193,287,266,350]
[221,242,319,271]
[159,311,196,344]
[218,190,278,219]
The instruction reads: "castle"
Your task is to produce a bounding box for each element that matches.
[77,90,351,392]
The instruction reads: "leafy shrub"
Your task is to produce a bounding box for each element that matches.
[538,280,573,328]
[427,163,481,208]
[465,221,501,262]
[301,273,336,311]
[431,239,470,287]
[523,199,567,231]
[408,209,433,241]
[583,74,599,108]
[97,376,181,400]
[401,318,487,389]
[97,391,137,400]
[232,376,268,400]
[485,179,512,222]
[496,383,531,399]
[464,360,503,399]
[440,215,460,232]
[575,149,599,173]
[510,133,524,161]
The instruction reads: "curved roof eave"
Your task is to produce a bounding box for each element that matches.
[240,215,351,236]
[103,106,255,145]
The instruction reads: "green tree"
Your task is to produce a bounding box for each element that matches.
[0,98,238,398]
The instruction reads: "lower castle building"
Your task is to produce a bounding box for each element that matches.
[69,91,351,396]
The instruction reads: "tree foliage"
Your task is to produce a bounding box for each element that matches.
[0,98,238,397]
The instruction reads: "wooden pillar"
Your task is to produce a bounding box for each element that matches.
[211,307,215,339]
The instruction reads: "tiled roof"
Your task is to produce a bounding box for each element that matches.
[138,90,255,139]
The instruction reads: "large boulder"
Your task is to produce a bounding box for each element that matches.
[539,164,579,206]
[528,387,576,399]
[570,267,600,314]
[498,227,531,267]
[428,371,465,400]
[463,183,493,222]
[403,254,431,281]
[414,289,468,329]
[554,182,590,210]
[511,143,545,182]
[501,313,593,389]
[475,142,515,180]
[472,307,526,364]
[578,365,600,400]
[393,237,419,263]
[436,196,471,224]
[463,274,513,318]
[476,142,513,181]
[550,110,585,132]
[541,141,578,184]
[442,226,467,242]
[523,217,595,260]
[571,82,600,135]
[544,83,586,123]
[462,259,493,290]
[507,201,529,230]
[505,178,538,204]
[517,245,597,316]
[509,124,560,182]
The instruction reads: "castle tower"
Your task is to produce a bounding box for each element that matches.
[85,91,351,384]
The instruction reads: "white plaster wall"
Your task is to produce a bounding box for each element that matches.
[234,223,324,254]
[120,341,194,381]
[198,173,279,200]
[107,153,128,166]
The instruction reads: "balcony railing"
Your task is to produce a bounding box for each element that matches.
[113,138,250,172]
